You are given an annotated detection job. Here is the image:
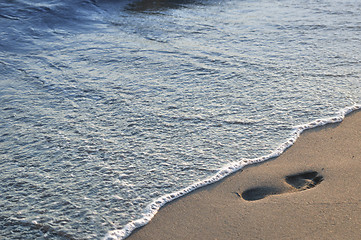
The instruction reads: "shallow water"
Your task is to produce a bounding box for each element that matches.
[1,0,360,239]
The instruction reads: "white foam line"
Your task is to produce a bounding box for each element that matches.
[103,104,361,240]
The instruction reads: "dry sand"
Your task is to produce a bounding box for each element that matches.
[127,110,361,240]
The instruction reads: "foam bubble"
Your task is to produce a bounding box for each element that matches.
[103,104,361,240]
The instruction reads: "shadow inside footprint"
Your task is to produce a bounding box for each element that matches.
[285,171,323,190]
[241,187,283,201]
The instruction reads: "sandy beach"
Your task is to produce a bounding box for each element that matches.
[127,110,361,240]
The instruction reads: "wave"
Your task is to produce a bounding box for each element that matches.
[0,0,101,52]
[123,0,210,12]
[0,0,203,51]
[103,104,361,240]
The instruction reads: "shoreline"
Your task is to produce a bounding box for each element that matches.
[123,109,361,240]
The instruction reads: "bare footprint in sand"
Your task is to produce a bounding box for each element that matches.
[285,171,324,190]
[240,171,324,201]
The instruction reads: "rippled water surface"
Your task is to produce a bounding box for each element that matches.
[1,0,361,239]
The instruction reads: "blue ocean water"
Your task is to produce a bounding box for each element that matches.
[0,0,360,239]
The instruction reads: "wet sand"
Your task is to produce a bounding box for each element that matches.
[127,110,361,240]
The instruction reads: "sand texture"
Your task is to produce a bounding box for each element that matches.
[127,110,361,240]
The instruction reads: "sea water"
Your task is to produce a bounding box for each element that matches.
[0,0,360,239]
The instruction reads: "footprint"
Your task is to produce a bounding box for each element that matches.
[241,186,283,201]
[285,171,323,190]
[239,171,323,201]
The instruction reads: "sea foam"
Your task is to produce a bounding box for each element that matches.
[103,104,361,240]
